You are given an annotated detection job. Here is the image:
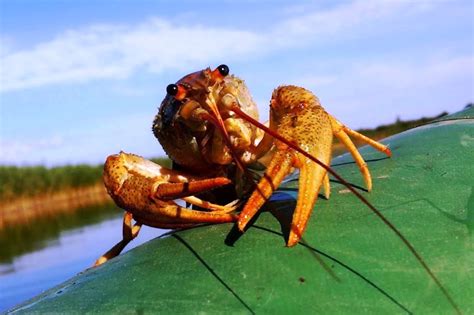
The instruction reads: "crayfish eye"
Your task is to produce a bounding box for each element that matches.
[217,64,229,76]
[166,84,178,96]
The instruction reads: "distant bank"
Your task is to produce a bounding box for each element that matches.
[0,157,171,229]
[0,183,111,229]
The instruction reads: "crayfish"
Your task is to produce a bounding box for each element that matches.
[94,65,460,314]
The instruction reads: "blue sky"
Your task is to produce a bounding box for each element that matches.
[0,0,473,166]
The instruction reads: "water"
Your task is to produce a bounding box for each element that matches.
[0,205,167,312]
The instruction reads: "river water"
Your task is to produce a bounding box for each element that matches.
[0,204,167,312]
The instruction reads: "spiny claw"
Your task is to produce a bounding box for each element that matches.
[287,157,329,247]
[238,150,293,232]
[103,152,238,228]
[236,85,391,246]
[96,152,238,266]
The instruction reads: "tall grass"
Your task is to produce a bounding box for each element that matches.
[356,112,448,139]
[0,157,171,201]
[0,164,103,200]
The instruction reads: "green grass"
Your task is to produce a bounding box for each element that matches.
[0,164,103,200]
[0,157,171,201]
[356,111,448,139]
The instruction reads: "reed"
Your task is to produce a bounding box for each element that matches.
[0,157,171,229]
[0,164,102,201]
[0,157,171,201]
[0,183,112,229]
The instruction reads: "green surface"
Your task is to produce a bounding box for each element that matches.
[10,108,474,314]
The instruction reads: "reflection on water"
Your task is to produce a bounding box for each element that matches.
[0,203,123,263]
[0,205,167,312]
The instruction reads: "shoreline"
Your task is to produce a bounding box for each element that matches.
[0,183,112,229]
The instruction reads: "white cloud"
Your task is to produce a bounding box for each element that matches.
[272,0,430,45]
[0,18,262,92]
[353,56,474,90]
[291,56,473,95]
[0,0,439,92]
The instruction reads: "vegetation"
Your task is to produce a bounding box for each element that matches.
[0,157,171,201]
[0,164,103,200]
[356,112,448,139]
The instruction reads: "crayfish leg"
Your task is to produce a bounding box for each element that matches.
[330,116,392,191]
[330,116,373,192]
[154,177,231,200]
[151,177,238,213]
[182,196,239,213]
[94,212,142,267]
[332,116,392,156]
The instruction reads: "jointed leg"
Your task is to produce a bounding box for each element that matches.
[330,117,373,191]
[154,177,231,200]
[182,196,239,213]
[331,116,391,156]
[151,177,238,214]
[94,211,142,266]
